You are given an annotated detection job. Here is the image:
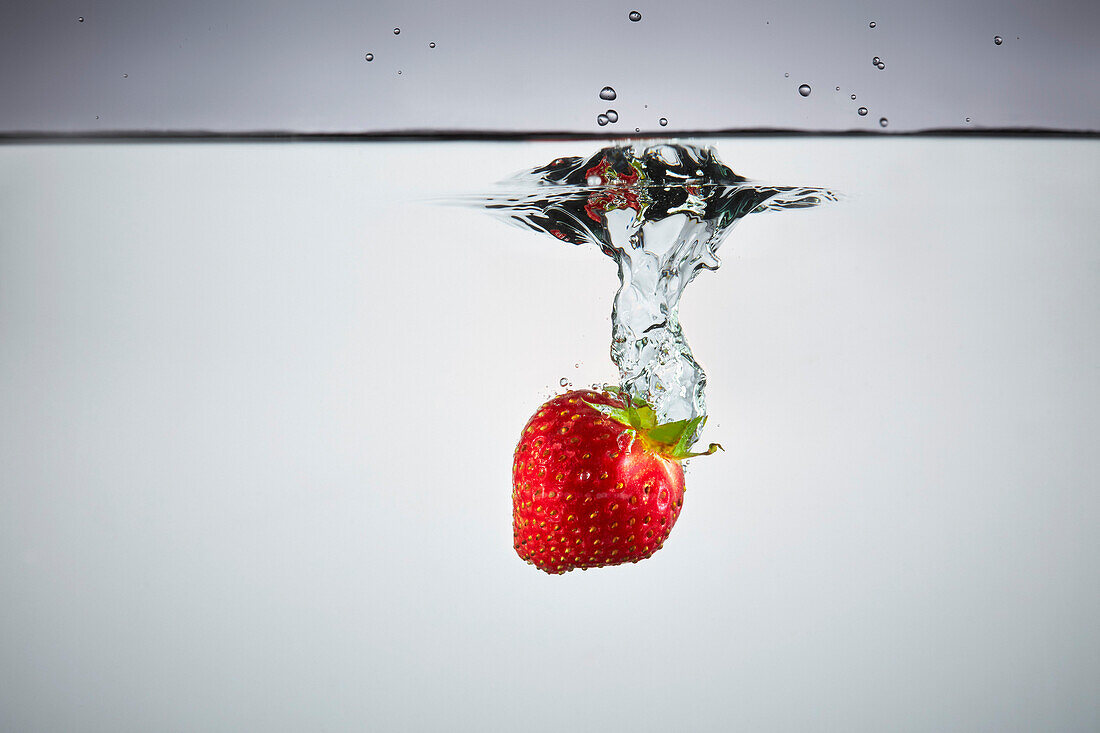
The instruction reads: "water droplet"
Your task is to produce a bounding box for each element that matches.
[659,117,668,126]
[879,117,888,127]
[877,62,885,70]
[365,53,374,61]
[850,94,857,100]
[77,17,84,23]
[560,378,571,387]
[587,174,602,186]
[872,56,881,65]
[393,27,400,35]
[869,21,876,28]
[429,42,436,48]
[628,10,642,22]
[994,35,1002,45]
[858,107,868,116]
[798,84,811,97]
[599,86,617,101]
[597,114,609,126]
[605,109,619,123]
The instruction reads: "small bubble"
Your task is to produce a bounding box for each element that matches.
[605,109,618,123]
[587,174,602,186]
[95,115,99,119]
[78,16,84,23]
[966,117,971,123]
[835,86,840,91]
[858,107,868,116]
[879,117,888,127]
[393,27,400,35]
[784,72,789,78]
[659,117,668,126]
[877,62,885,70]
[872,56,881,65]
[851,94,857,100]
[122,73,128,78]
[599,86,617,101]
[365,53,374,61]
[994,35,1002,45]
[429,42,436,48]
[628,10,642,22]
[597,114,609,126]
[869,21,876,28]
[560,378,571,387]
[798,84,811,97]
[635,127,640,132]
[574,363,580,369]
[397,70,402,74]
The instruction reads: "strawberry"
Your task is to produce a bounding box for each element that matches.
[512,387,720,574]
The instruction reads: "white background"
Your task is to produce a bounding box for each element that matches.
[1,138,1098,731]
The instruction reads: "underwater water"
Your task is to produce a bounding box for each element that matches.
[1,137,1098,731]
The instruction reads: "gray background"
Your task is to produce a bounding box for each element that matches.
[0,0,1098,135]
[0,138,1098,731]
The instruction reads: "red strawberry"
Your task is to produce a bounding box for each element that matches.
[512,387,720,574]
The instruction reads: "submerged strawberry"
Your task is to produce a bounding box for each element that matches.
[512,388,720,574]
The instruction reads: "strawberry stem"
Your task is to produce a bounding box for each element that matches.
[583,391,722,462]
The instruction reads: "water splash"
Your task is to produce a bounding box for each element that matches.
[470,143,836,440]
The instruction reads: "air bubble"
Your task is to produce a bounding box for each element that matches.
[78,16,84,22]
[429,42,436,48]
[869,21,876,28]
[560,378,571,387]
[835,86,840,91]
[879,117,888,127]
[784,72,789,78]
[798,84,811,97]
[393,27,400,35]
[122,73,128,78]
[597,114,609,126]
[872,56,881,65]
[397,70,402,74]
[587,174,602,186]
[858,107,868,116]
[605,109,618,123]
[994,36,1002,45]
[599,86,617,101]
[365,53,374,61]
[850,94,857,100]
[635,127,640,132]
[966,117,972,123]
[628,10,642,22]
[659,117,668,126]
[877,62,885,70]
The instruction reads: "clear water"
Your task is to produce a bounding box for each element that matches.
[475,142,835,437]
[1,137,1099,731]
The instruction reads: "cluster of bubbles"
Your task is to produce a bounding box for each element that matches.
[365,27,436,66]
[872,56,885,70]
[595,86,667,130]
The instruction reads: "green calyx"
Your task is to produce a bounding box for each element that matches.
[583,387,723,461]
